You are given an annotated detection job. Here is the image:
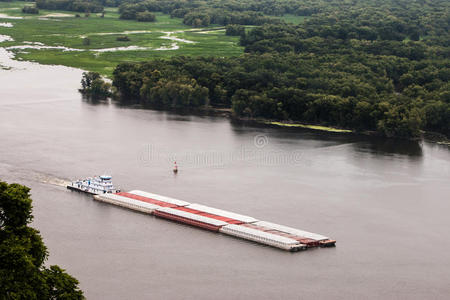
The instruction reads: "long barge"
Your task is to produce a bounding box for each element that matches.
[93,190,336,252]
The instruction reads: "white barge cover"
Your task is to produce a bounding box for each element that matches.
[94,194,161,211]
[254,221,329,241]
[128,190,190,207]
[220,224,305,251]
[156,207,228,227]
[187,203,258,224]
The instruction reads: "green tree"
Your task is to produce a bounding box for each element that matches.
[136,11,156,22]
[0,181,84,299]
[22,5,39,14]
[225,24,245,36]
[79,72,112,100]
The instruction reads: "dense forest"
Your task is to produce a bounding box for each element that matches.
[111,0,449,138]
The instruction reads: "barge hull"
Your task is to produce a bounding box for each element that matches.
[67,185,98,195]
[153,210,222,232]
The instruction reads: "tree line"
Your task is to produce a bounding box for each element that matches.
[117,0,279,25]
[35,0,103,13]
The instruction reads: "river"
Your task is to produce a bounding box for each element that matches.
[1,48,450,299]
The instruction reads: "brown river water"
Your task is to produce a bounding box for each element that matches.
[1,48,450,299]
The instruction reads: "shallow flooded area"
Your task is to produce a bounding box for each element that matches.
[1,48,450,299]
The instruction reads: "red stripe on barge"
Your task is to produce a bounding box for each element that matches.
[174,206,243,225]
[153,210,222,232]
[117,192,178,208]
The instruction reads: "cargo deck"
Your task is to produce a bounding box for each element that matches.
[93,190,336,252]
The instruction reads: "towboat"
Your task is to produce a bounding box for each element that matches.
[67,175,120,195]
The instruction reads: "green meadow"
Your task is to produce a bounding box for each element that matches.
[0,2,246,76]
[279,14,308,24]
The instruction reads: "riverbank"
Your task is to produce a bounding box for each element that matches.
[423,131,450,146]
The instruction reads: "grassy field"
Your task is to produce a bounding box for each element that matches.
[279,14,308,24]
[0,2,244,76]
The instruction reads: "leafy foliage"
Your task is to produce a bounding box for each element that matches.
[0,181,84,299]
[136,11,155,22]
[80,72,112,100]
[225,24,245,36]
[22,5,39,14]
[36,0,103,13]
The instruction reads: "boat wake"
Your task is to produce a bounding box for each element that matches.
[33,172,70,187]
[0,162,70,187]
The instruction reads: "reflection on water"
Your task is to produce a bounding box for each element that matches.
[355,136,423,158]
[231,119,424,157]
[81,95,112,106]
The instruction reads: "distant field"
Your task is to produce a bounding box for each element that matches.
[0,2,244,76]
[280,14,308,24]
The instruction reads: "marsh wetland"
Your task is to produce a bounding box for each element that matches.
[0,2,246,75]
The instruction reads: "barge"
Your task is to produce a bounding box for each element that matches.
[92,189,336,252]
